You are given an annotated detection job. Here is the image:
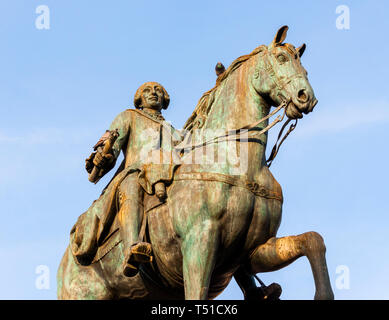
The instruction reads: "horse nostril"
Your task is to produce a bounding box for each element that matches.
[297,89,309,103]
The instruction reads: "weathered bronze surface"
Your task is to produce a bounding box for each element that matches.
[57,26,334,300]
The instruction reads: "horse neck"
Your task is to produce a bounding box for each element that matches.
[204,62,268,131]
[199,62,270,170]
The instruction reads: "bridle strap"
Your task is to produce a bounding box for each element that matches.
[260,46,306,95]
[176,100,289,154]
[260,47,302,166]
[266,118,298,167]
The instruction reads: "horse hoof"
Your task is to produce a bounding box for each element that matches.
[244,283,282,301]
[264,283,282,300]
[244,287,266,300]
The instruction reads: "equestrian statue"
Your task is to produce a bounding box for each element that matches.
[57,26,334,300]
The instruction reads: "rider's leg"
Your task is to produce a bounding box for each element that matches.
[117,173,152,277]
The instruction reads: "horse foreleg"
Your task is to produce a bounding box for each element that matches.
[181,221,219,300]
[248,231,334,300]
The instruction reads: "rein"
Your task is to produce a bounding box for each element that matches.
[266,117,297,167]
[177,100,287,152]
[176,99,297,167]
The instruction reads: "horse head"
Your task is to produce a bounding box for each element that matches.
[251,25,318,120]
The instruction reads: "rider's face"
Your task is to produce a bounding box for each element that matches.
[141,84,164,111]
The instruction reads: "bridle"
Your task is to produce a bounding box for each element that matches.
[176,99,297,167]
[259,45,309,166]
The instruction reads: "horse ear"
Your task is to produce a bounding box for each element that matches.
[272,25,289,46]
[297,43,306,58]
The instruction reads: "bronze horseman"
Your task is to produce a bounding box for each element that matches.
[71,82,182,276]
[58,26,334,300]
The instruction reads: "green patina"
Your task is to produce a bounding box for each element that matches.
[57,26,333,300]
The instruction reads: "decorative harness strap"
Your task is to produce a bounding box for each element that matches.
[174,171,283,202]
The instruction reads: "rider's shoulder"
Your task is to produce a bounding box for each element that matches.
[123,107,137,114]
[124,108,153,120]
[123,108,142,117]
[110,108,137,127]
[115,108,137,119]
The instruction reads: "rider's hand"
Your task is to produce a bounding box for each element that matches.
[85,152,95,173]
[93,151,113,168]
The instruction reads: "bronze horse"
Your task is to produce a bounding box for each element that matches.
[57,26,334,300]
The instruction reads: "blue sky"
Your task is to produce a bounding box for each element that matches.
[0,0,388,299]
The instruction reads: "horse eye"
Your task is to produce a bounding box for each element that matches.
[277,54,288,64]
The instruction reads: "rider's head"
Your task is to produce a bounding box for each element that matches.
[134,82,170,111]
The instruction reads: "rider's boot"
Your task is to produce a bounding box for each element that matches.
[123,242,153,277]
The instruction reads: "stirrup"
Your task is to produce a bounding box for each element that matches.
[74,252,95,266]
[123,262,139,278]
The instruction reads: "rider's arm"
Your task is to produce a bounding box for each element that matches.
[108,110,131,161]
[86,110,131,179]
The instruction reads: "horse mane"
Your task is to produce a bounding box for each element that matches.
[183,45,265,131]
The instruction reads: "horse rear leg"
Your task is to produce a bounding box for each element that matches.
[181,221,219,300]
[248,231,334,300]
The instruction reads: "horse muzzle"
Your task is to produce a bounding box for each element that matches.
[285,101,304,119]
[287,93,318,119]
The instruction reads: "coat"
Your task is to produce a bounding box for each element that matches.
[70,108,183,254]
